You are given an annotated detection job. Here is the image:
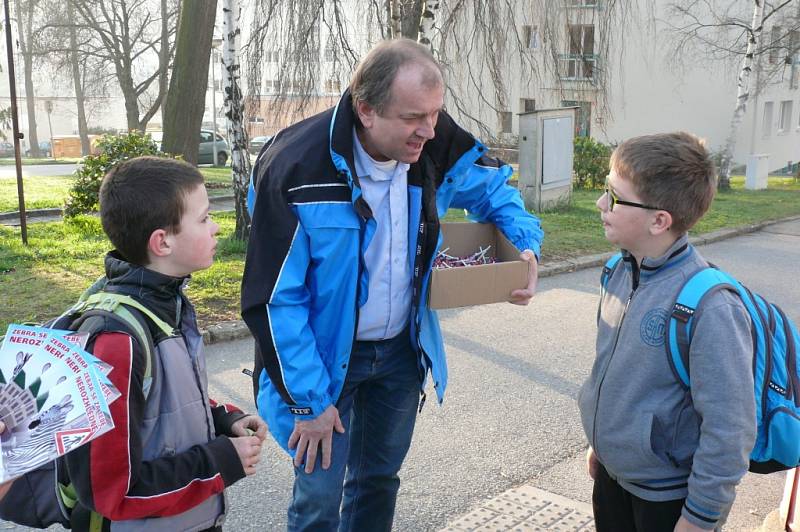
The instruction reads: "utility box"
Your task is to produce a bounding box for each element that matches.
[745,154,769,190]
[518,108,577,212]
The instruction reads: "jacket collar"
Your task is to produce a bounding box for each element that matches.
[621,234,693,282]
[102,250,188,328]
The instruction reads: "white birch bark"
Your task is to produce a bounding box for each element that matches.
[389,0,402,38]
[222,0,252,240]
[418,0,440,51]
[718,0,765,190]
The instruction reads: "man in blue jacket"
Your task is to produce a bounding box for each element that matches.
[241,38,544,532]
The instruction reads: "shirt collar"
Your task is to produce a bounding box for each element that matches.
[352,127,408,182]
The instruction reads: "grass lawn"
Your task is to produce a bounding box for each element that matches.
[1,176,798,332]
[0,175,76,212]
[0,168,233,213]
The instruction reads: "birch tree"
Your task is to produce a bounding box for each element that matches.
[667,0,800,189]
[222,0,251,241]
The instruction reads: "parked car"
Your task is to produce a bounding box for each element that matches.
[248,135,271,155]
[0,141,15,157]
[149,130,231,166]
[25,140,51,157]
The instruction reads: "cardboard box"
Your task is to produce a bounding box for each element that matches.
[428,222,529,309]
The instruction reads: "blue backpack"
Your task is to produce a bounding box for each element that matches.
[602,253,800,474]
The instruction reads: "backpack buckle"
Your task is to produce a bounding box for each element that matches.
[672,303,695,323]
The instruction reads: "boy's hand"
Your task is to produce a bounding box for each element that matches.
[586,447,599,480]
[231,415,268,441]
[0,422,14,499]
[288,405,345,474]
[673,516,707,532]
[230,435,262,476]
[509,250,538,305]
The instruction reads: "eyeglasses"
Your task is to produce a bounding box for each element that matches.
[604,180,664,212]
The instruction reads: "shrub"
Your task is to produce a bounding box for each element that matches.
[573,136,611,190]
[64,131,168,217]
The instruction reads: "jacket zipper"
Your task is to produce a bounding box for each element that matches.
[592,259,639,464]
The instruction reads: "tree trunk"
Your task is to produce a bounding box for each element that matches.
[400,0,424,40]
[16,0,40,157]
[222,0,251,241]
[389,0,401,38]
[718,0,765,191]
[418,0,440,50]
[67,0,90,155]
[162,0,217,165]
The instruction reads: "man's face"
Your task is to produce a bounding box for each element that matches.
[167,183,219,276]
[356,63,444,163]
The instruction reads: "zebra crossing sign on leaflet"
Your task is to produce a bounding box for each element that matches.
[0,324,118,482]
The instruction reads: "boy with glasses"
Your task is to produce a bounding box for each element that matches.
[578,132,756,531]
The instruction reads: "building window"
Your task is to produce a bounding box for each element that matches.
[778,101,793,132]
[324,77,341,93]
[762,101,774,137]
[324,38,336,62]
[266,50,279,63]
[520,98,536,113]
[521,25,540,49]
[561,24,595,79]
[565,0,598,6]
[768,26,782,64]
[499,111,513,134]
[562,100,591,137]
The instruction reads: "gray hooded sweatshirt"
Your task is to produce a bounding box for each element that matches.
[578,235,756,530]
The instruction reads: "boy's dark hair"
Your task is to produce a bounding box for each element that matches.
[100,157,204,265]
[611,132,717,234]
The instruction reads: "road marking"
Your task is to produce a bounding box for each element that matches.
[441,485,594,531]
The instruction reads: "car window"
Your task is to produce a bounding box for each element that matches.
[200,132,213,142]
[215,134,225,142]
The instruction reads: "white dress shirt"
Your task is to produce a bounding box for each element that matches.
[353,128,412,341]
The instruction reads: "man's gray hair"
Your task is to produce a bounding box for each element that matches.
[349,38,443,115]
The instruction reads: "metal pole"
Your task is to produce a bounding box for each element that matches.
[211,48,218,166]
[4,0,27,244]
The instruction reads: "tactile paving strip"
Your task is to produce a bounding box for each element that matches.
[441,485,595,532]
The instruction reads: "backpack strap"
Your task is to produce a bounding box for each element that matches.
[666,267,758,388]
[70,292,176,399]
[598,253,624,325]
[54,292,176,529]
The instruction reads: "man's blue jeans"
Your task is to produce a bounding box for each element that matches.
[287,331,421,532]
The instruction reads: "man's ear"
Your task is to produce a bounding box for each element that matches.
[649,210,673,236]
[147,228,172,259]
[355,100,376,129]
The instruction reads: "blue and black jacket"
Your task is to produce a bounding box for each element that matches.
[241,90,543,452]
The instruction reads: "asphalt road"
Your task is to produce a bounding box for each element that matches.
[207,220,800,531]
[0,164,77,178]
[2,220,798,531]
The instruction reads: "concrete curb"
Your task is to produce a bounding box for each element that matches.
[197,214,800,345]
[0,207,63,222]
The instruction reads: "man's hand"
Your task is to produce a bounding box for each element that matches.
[509,249,538,305]
[0,422,12,500]
[231,414,268,441]
[586,447,599,480]
[288,405,345,474]
[230,435,262,476]
[673,516,707,532]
